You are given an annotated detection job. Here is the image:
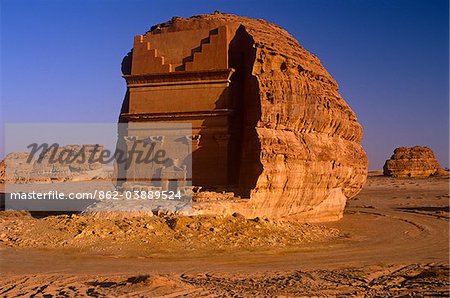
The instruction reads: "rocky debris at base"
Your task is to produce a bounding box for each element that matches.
[0,211,341,253]
[193,191,237,202]
[383,146,442,178]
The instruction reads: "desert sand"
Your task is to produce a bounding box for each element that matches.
[0,172,448,297]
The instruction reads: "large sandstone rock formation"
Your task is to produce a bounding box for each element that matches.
[118,13,368,221]
[383,146,441,177]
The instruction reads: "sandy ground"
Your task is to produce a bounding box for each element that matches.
[0,174,449,297]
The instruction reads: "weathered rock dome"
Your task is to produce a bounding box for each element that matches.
[118,13,368,221]
[383,146,441,177]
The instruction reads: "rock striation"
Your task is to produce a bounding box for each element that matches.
[118,13,368,221]
[383,146,441,178]
[0,158,5,183]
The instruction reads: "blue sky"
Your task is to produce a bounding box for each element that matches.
[1,0,449,169]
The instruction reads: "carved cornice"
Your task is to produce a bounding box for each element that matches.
[123,68,235,88]
[121,109,233,122]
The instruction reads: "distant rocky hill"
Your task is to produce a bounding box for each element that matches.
[1,145,108,183]
[383,146,442,177]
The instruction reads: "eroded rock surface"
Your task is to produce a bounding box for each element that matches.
[383,146,441,177]
[0,158,5,183]
[120,13,368,221]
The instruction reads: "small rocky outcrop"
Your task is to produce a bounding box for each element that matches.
[383,146,441,177]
